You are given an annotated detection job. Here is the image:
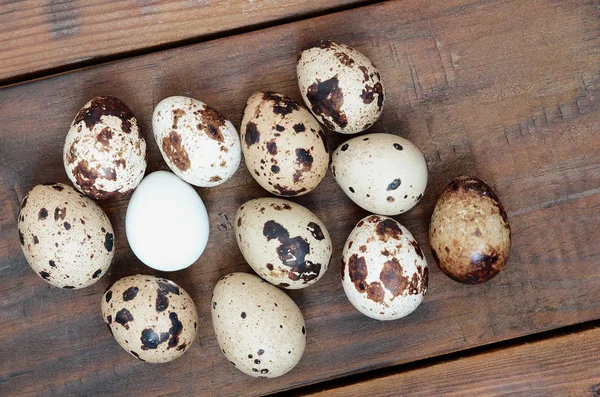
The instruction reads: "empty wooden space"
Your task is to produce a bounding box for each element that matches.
[0,0,374,84]
[305,326,600,396]
[1,0,599,396]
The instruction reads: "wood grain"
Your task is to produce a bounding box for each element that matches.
[1,0,600,395]
[305,326,600,396]
[0,0,375,84]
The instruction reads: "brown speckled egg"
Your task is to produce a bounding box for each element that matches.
[429,176,511,284]
[101,275,198,363]
[297,40,385,134]
[153,96,241,187]
[331,133,428,215]
[341,215,428,320]
[64,96,147,200]
[240,91,329,197]
[17,183,114,289]
[234,197,331,289]
[211,272,306,378]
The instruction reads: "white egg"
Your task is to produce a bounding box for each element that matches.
[341,215,428,321]
[332,133,427,215]
[125,171,209,271]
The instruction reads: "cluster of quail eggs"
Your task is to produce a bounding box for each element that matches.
[17,39,511,378]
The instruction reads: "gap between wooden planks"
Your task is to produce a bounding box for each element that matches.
[298,321,600,396]
[1,0,600,396]
[0,0,383,86]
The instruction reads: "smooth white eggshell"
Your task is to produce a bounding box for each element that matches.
[125,171,209,271]
[101,275,198,363]
[297,40,385,134]
[341,215,428,320]
[153,96,241,187]
[332,133,427,215]
[211,272,306,378]
[18,183,114,289]
[234,197,331,289]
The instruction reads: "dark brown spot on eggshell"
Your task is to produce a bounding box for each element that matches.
[115,308,134,329]
[290,123,305,134]
[262,92,300,116]
[38,208,48,220]
[306,75,348,129]
[123,286,139,301]
[307,222,324,240]
[375,219,403,242]
[263,220,321,283]
[72,160,113,199]
[273,184,307,196]
[96,127,113,146]
[40,271,50,280]
[379,258,409,297]
[275,125,285,132]
[54,207,66,221]
[360,82,384,111]
[74,96,136,134]
[198,105,226,142]
[162,131,191,172]
[266,140,277,155]
[334,51,354,67]
[140,328,169,350]
[245,122,260,147]
[295,148,313,171]
[358,65,370,82]
[387,179,401,191]
[209,176,222,182]
[409,240,424,260]
[172,109,185,129]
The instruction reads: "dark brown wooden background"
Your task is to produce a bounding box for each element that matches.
[1,0,599,396]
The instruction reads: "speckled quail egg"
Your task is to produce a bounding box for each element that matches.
[240,91,329,197]
[341,215,428,321]
[331,133,427,215]
[102,275,198,363]
[153,96,241,187]
[234,197,331,289]
[17,182,114,289]
[429,176,511,284]
[211,272,306,378]
[297,40,385,134]
[64,96,147,200]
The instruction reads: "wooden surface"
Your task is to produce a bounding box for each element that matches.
[1,0,599,396]
[0,0,373,84]
[306,326,600,396]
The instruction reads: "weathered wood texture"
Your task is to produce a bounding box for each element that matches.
[0,0,374,84]
[1,0,599,396]
[307,326,600,396]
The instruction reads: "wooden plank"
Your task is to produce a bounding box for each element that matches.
[1,0,600,395]
[305,326,600,396]
[0,0,374,84]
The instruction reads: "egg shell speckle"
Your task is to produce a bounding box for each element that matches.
[18,183,114,289]
[240,91,329,197]
[153,96,241,187]
[297,40,385,134]
[429,176,511,284]
[63,96,147,200]
[332,133,427,215]
[341,215,428,321]
[234,197,331,289]
[211,272,306,378]
[101,275,198,363]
